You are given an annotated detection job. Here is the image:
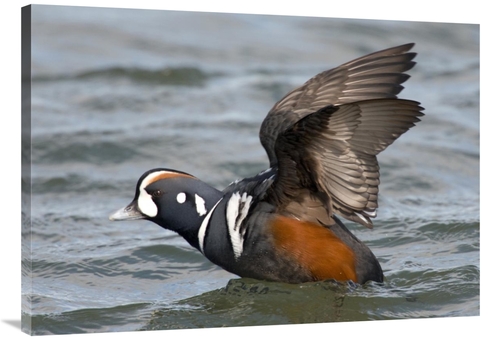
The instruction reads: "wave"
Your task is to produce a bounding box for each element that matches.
[32,66,220,87]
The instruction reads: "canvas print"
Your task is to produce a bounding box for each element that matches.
[21,5,479,335]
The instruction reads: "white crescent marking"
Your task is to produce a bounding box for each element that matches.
[198,198,223,254]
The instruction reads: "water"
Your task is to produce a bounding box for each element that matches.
[22,5,479,335]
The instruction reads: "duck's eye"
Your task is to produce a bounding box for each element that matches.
[151,190,162,198]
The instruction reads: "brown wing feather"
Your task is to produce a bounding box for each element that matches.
[259,43,417,166]
[266,99,424,228]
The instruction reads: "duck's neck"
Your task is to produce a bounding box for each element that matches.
[152,180,224,252]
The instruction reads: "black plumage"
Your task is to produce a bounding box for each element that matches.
[110,43,424,284]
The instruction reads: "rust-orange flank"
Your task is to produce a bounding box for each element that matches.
[271,215,358,282]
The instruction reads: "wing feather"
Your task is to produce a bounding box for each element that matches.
[266,99,424,228]
[259,43,417,166]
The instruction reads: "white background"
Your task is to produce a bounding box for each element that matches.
[1,1,493,339]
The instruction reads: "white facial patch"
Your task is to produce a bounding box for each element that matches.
[176,192,186,204]
[195,194,207,216]
[137,190,158,218]
[136,170,180,218]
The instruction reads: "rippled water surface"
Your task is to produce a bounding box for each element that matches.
[23,5,479,335]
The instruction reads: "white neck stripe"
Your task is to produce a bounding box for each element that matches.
[198,198,223,255]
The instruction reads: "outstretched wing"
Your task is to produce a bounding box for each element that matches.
[265,99,424,228]
[260,43,417,166]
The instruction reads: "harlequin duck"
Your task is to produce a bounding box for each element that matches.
[110,43,424,284]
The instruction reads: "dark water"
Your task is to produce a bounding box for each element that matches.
[22,5,479,335]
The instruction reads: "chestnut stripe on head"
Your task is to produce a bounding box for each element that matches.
[141,170,194,189]
[137,170,194,218]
